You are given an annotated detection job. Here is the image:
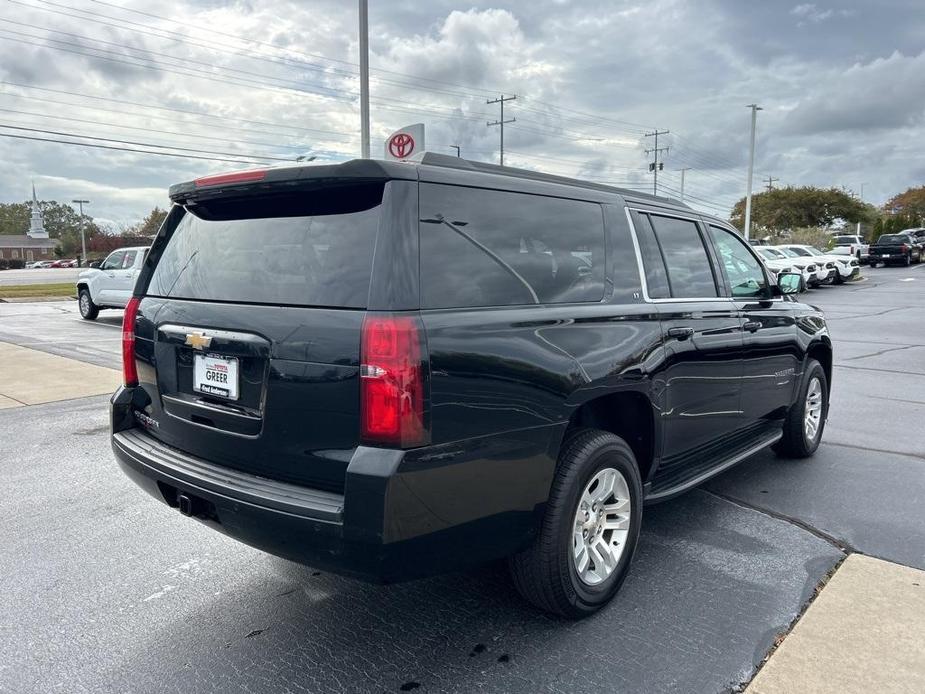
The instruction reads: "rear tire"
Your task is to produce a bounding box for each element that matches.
[509,428,643,618]
[78,288,99,320]
[774,359,827,458]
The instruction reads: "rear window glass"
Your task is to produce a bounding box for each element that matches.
[147,184,383,308]
[419,184,605,309]
[833,236,856,245]
[877,235,906,244]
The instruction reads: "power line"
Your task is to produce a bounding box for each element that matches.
[0,123,295,161]
[0,81,357,140]
[0,29,497,127]
[0,131,269,164]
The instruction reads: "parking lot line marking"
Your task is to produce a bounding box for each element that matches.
[746,554,925,694]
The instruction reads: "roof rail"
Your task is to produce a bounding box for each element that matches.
[411,151,687,208]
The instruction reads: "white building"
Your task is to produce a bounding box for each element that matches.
[0,184,59,262]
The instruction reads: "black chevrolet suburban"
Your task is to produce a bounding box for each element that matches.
[111,153,831,617]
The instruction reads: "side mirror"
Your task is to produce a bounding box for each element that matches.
[90,261,101,269]
[778,272,802,295]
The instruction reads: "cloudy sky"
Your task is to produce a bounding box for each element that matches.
[0,0,922,229]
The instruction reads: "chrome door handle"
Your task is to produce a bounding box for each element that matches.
[667,326,694,340]
[743,321,761,332]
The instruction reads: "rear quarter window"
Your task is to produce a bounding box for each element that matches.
[419,184,606,309]
[146,184,384,308]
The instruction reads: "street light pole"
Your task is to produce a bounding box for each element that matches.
[72,199,89,267]
[358,0,370,159]
[743,104,762,240]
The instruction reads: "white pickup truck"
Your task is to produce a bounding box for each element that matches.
[830,234,870,263]
[76,246,149,320]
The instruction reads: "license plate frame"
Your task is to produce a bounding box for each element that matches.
[193,353,240,401]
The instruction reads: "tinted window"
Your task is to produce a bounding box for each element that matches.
[877,234,907,244]
[419,184,605,308]
[648,215,717,298]
[632,213,670,299]
[709,226,768,298]
[147,184,383,308]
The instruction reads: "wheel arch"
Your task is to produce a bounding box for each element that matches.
[561,390,657,484]
[807,338,832,394]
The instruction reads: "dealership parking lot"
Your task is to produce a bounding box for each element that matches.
[2,266,924,693]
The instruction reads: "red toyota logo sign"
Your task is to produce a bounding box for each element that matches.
[388,132,415,158]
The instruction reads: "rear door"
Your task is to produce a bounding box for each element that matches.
[132,181,402,493]
[631,210,744,459]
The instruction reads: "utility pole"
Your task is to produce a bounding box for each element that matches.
[678,167,692,201]
[450,145,461,157]
[358,0,370,158]
[486,94,516,166]
[72,199,89,267]
[857,182,866,237]
[744,104,762,240]
[764,175,779,192]
[644,129,670,196]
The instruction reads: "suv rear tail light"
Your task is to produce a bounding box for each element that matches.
[901,243,909,253]
[360,315,428,447]
[122,296,141,387]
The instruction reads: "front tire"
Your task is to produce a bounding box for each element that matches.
[509,429,643,618]
[775,359,827,458]
[78,288,99,320]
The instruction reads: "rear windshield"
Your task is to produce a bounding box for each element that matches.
[833,236,857,245]
[876,235,906,244]
[147,184,383,308]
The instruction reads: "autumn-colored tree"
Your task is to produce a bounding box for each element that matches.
[121,206,168,238]
[883,186,925,222]
[729,187,870,232]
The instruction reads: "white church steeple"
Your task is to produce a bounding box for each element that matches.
[28,182,48,239]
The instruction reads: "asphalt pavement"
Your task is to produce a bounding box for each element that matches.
[1,265,923,693]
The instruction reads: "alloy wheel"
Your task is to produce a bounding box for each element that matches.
[804,376,823,443]
[572,467,631,586]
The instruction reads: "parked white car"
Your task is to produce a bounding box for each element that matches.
[778,244,860,284]
[758,247,822,288]
[754,248,798,282]
[830,234,870,263]
[76,246,149,320]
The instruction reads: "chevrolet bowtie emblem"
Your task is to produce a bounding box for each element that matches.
[185,331,212,350]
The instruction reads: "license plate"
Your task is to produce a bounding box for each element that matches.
[193,354,239,400]
[882,254,890,258]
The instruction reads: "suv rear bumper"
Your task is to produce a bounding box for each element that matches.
[111,387,557,582]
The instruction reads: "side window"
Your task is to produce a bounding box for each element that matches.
[101,250,124,270]
[122,251,137,269]
[708,226,768,298]
[419,184,605,309]
[632,212,670,299]
[648,215,718,298]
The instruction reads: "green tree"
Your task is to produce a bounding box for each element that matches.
[729,186,869,232]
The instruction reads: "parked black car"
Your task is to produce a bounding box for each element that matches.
[868,233,923,267]
[111,154,832,617]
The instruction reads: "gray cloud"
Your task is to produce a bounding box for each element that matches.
[0,0,923,225]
